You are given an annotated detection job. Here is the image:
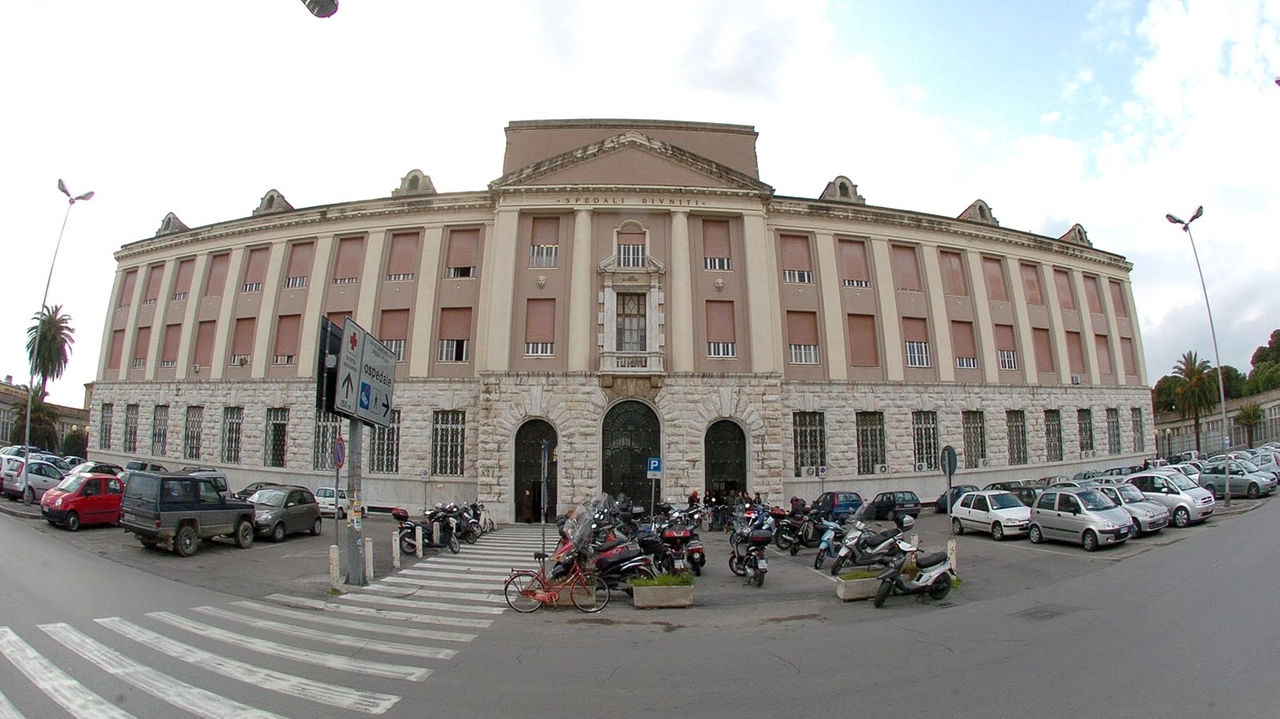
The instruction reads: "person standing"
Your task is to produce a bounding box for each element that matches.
[688,489,700,507]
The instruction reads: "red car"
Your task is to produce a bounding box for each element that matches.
[40,473,125,531]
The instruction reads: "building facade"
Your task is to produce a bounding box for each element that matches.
[90,119,1152,522]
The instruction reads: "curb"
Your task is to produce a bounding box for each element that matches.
[0,503,41,520]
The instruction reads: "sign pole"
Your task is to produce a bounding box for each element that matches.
[346,418,366,586]
[540,439,549,554]
[941,445,958,526]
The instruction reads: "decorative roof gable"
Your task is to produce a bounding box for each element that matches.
[252,189,294,216]
[958,199,999,226]
[154,212,189,237]
[818,176,866,204]
[1058,223,1091,247]
[392,169,437,197]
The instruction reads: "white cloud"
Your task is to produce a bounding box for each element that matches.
[1040,111,1063,125]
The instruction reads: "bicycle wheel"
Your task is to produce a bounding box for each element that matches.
[504,571,547,613]
[571,573,610,613]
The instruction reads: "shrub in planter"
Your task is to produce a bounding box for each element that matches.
[631,572,694,608]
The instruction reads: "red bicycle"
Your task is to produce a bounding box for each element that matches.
[504,543,610,613]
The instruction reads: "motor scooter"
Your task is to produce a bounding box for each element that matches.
[394,505,461,554]
[829,504,904,575]
[809,515,846,570]
[872,535,954,608]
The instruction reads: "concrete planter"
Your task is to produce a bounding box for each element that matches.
[836,577,881,601]
[632,585,694,609]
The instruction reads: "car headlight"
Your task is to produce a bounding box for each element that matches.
[55,497,63,508]
[258,511,276,522]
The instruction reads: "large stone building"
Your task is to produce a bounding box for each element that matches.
[89,119,1152,522]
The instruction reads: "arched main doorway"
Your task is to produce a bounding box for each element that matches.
[705,419,747,503]
[601,401,661,515]
[513,419,557,523]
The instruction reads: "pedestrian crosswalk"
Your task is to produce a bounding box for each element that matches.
[0,524,552,718]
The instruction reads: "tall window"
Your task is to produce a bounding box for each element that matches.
[524,299,555,357]
[1078,409,1095,453]
[703,220,731,271]
[370,410,401,474]
[432,410,465,476]
[1006,410,1028,465]
[530,217,560,268]
[706,301,736,358]
[995,325,1018,371]
[903,318,930,368]
[617,231,645,268]
[221,407,243,464]
[962,411,986,468]
[438,308,472,362]
[445,229,478,278]
[1131,408,1145,453]
[787,311,819,364]
[0,408,11,448]
[856,412,886,475]
[183,406,204,460]
[1045,410,1063,463]
[151,405,168,457]
[313,411,340,471]
[780,234,813,284]
[1106,408,1121,456]
[264,408,289,467]
[616,294,646,352]
[912,411,939,471]
[100,404,114,450]
[123,404,139,453]
[792,412,827,476]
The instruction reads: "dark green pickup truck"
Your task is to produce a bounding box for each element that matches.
[119,470,256,556]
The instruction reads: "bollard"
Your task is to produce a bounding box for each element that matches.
[364,537,374,579]
[415,525,424,559]
[329,545,340,591]
[392,528,401,570]
[947,538,957,573]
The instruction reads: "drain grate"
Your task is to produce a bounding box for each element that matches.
[1013,604,1073,621]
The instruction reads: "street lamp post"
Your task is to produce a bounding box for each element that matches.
[1165,206,1231,507]
[23,180,93,473]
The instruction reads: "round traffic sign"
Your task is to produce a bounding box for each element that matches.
[335,436,346,469]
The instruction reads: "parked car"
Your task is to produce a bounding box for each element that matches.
[66,461,125,478]
[865,491,921,522]
[1198,460,1275,499]
[40,473,126,531]
[124,460,169,473]
[983,481,1043,507]
[950,490,1031,540]
[249,486,322,542]
[62,455,86,467]
[1096,483,1169,534]
[809,490,864,520]
[1124,471,1215,527]
[934,484,980,513]
[3,459,65,505]
[314,486,351,518]
[1070,470,1103,483]
[1029,487,1133,551]
[234,481,283,500]
[119,471,256,556]
[1246,452,1280,482]
[1100,465,1144,478]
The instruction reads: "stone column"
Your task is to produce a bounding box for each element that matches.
[408,227,444,376]
[668,209,694,372]
[742,211,783,372]
[567,209,594,372]
[477,209,519,373]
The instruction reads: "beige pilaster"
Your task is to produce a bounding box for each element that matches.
[478,210,519,372]
[567,209,594,372]
[742,211,783,372]
[813,231,847,380]
[1004,257,1037,385]
[668,210,695,372]
[920,246,953,382]
[174,254,209,381]
[1040,266,1071,384]
[144,259,179,381]
[408,227,444,376]
[117,265,149,382]
[209,247,246,381]
[965,252,998,383]
[354,231,387,330]
[251,240,288,379]
[296,234,336,378]
[869,239,903,380]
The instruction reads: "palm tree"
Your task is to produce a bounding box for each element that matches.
[26,304,75,395]
[9,391,58,450]
[1171,351,1216,453]
[1236,402,1264,448]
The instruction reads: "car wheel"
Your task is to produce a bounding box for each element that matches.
[270,523,286,543]
[1131,518,1141,536]
[175,525,199,557]
[951,517,964,535]
[338,507,346,519]
[65,511,80,532]
[886,509,897,523]
[1173,507,1191,528]
[23,487,34,506]
[1247,483,1260,499]
[1206,484,1220,500]
[234,519,254,548]
[310,517,322,536]
[990,522,1004,541]
[1029,525,1044,544]
[1082,530,1099,552]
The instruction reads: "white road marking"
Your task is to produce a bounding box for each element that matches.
[403,565,518,576]
[191,606,458,660]
[0,690,21,719]
[0,626,137,719]
[364,583,507,604]
[380,576,503,591]
[235,601,477,641]
[97,617,399,715]
[265,594,493,627]
[424,558,533,570]
[40,623,286,719]
[340,592,505,615]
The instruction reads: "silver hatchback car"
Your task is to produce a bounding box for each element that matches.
[1029,487,1133,551]
[1097,483,1170,534]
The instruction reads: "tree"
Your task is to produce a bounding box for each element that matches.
[1220,365,1245,400]
[61,427,87,458]
[1171,351,1217,454]
[9,392,58,451]
[1245,362,1280,396]
[1236,402,1264,448]
[1249,329,1280,370]
[25,304,75,396]
[1152,375,1180,413]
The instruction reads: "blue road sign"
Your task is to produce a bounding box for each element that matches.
[647,457,661,473]
[335,436,346,470]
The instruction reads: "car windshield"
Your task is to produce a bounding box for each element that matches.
[1237,460,1260,472]
[1167,474,1198,491]
[55,475,88,492]
[1116,484,1145,502]
[1077,490,1113,510]
[990,493,1022,509]
[250,489,288,507]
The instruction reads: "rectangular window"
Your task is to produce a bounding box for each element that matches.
[286,241,313,289]
[151,405,168,457]
[703,220,731,271]
[616,294,646,352]
[1045,410,1063,462]
[123,404,139,453]
[173,259,195,301]
[1054,269,1076,310]
[905,342,931,368]
[143,265,164,305]
[333,276,359,285]
[284,276,308,289]
[264,408,288,468]
[133,326,151,370]
[1121,337,1137,376]
[706,300,735,358]
[385,232,418,282]
[313,411,339,471]
[792,412,827,477]
[903,317,930,368]
[780,234,812,283]
[107,330,124,370]
[431,410,465,476]
[378,309,409,362]
[983,257,1009,302]
[525,299,555,357]
[231,317,255,367]
[939,250,967,297]
[184,406,204,460]
[1109,280,1129,317]
[1132,408,1145,453]
[1078,409,1095,453]
[618,241,645,268]
[962,411,986,469]
[117,270,138,309]
[333,236,364,284]
[370,409,401,474]
[1095,335,1114,376]
[786,311,819,365]
[1006,410,1028,465]
[383,339,406,362]
[241,282,262,293]
[0,409,10,449]
[100,404,113,450]
[951,320,977,370]
[997,350,1018,371]
[161,324,181,369]
[1033,328,1055,372]
[847,314,878,367]
[204,254,230,297]
[890,245,922,291]
[707,342,736,358]
[438,307,472,362]
[839,239,870,288]
[221,407,243,464]
[995,324,1017,371]
[1021,263,1044,305]
[530,244,559,268]
[273,314,300,367]
[1107,408,1121,456]
[242,247,269,294]
[782,269,813,284]
[530,217,560,268]
[856,412,886,475]
[1066,331,1085,375]
[1084,275,1104,314]
[194,321,215,369]
[912,411,939,471]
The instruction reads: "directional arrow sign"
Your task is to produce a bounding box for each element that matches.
[333,319,396,428]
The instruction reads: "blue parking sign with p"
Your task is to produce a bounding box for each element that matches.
[647,457,662,478]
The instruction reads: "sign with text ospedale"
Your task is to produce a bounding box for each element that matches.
[334,318,396,429]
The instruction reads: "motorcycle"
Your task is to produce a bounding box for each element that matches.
[872,532,955,608]
[782,509,832,554]
[809,515,847,570]
[658,506,707,576]
[727,506,775,587]
[394,505,460,554]
[829,504,905,576]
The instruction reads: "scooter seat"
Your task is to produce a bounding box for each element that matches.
[533,551,549,560]
[596,548,642,571]
[866,530,899,547]
[916,551,947,569]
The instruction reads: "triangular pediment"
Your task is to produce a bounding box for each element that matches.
[490,131,772,194]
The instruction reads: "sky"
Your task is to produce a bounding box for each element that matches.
[3,0,1278,409]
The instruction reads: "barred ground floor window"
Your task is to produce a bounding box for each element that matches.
[1107,408,1121,455]
[432,410,465,476]
[221,407,243,464]
[313,411,340,471]
[152,405,168,456]
[856,412,886,475]
[912,411,939,470]
[1045,410,1063,463]
[1078,409,1095,453]
[369,410,401,474]
[792,412,826,475]
[264,408,289,468]
[1131,408,1145,453]
[123,404,139,453]
[1007,410,1028,465]
[962,411,986,468]
[184,406,204,460]
[100,404,113,450]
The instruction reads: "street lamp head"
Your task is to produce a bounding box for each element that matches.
[57,179,69,197]
[73,191,94,203]
[1190,206,1204,222]
[1165,214,1184,225]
